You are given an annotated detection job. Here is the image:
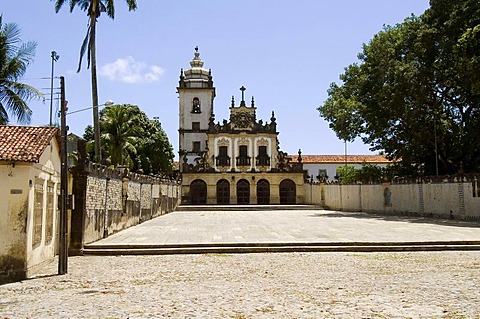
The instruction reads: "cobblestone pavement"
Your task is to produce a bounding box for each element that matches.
[1,252,480,318]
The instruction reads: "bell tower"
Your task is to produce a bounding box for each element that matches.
[177,47,215,171]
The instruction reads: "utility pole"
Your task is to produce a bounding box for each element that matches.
[49,51,59,126]
[58,76,68,275]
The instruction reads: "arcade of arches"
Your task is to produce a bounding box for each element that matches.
[183,175,303,205]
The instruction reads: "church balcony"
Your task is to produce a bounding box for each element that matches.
[215,156,231,166]
[236,157,251,166]
[256,156,270,166]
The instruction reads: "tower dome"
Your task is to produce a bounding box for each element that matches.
[180,47,213,88]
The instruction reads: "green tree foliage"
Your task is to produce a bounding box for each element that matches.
[0,16,43,124]
[83,104,174,175]
[335,165,357,184]
[318,0,480,175]
[100,104,139,167]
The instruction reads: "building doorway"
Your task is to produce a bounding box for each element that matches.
[190,179,207,204]
[256,179,270,205]
[216,179,230,204]
[236,179,250,204]
[279,179,296,204]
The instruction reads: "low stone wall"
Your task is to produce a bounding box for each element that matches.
[305,176,480,220]
[70,160,180,254]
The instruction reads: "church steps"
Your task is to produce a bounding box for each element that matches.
[83,241,480,256]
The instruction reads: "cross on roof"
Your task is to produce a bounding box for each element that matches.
[240,86,246,102]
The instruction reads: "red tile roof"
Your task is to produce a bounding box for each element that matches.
[290,154,391,164]
[0,126,60,163]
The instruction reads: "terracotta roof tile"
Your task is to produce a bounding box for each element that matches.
[0,126,60,163]
[290,154,391,164]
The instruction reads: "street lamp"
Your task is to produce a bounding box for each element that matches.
[49,51,59,126]
[65,100,114,115]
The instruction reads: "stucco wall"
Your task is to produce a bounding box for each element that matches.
[306,179,480,220]
[0,164,29,283]
[0,138,61,283]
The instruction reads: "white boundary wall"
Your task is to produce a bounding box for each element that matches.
[305,180,480,220]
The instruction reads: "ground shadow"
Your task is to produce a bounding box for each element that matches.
[309,210,480,228]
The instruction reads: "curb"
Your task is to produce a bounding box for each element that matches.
[83,241,480,256]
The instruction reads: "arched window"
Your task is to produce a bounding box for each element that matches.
[192,97,201,113]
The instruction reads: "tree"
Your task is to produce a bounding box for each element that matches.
[100,104,139,167]
[53,0,137,161]
[0,16,43,124]
[318,0,480,175]
[335,165,357,184]
[83,104,174,175]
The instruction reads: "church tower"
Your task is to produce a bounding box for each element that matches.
[177,47,215,171]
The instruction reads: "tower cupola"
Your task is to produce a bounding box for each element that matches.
[179,47,213,88]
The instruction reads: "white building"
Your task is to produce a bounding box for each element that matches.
[292,155,391,182]
[0,126,61,283]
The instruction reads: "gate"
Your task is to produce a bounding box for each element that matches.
[279,179,296,204]
[236,179,250,205]
[216,179,230,204]
[190,179,207,204]
[256,179,270,205]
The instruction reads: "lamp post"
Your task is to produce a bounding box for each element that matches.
[49,51,59,126]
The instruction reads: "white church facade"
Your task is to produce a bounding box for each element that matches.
[178,49,305,205]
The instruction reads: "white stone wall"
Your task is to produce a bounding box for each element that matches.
[307,181,480,220]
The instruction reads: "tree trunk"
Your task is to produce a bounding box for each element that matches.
[90,13,101,162]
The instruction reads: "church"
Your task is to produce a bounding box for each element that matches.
[178,48,305,205]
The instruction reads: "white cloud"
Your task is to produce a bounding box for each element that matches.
[100,56,164,83]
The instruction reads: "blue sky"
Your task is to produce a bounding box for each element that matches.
[3,0,430,157]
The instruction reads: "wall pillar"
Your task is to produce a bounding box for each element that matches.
[69,139,88,255]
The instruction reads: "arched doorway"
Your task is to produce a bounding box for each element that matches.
[279,179,296,204]
[236,179,250,205]
[256,179,270,205]
[216,179,230,205]
[190,179,207,204]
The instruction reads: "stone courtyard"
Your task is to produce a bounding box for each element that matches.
[1,252,480,318]
[1,208,480,318]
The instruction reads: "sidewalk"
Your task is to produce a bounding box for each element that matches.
[85,208,480,254]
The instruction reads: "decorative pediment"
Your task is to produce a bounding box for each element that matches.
[238,137,249,145]
[217,138,230,147]
[257,138,269,147]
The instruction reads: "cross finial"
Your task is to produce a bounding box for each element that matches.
[240,86,246,102]
[195,46,199,53]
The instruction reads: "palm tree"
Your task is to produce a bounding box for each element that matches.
[0,16,43,124]
[100,104,139,167]
[53,0,137,161]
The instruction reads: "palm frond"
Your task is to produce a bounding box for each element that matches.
[77,25,90,72]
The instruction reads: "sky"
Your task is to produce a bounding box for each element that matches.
[3,0,431,158]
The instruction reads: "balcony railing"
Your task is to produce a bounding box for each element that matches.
[256,156,270,166]
[215,156,231,166]
[236,156,251,166]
